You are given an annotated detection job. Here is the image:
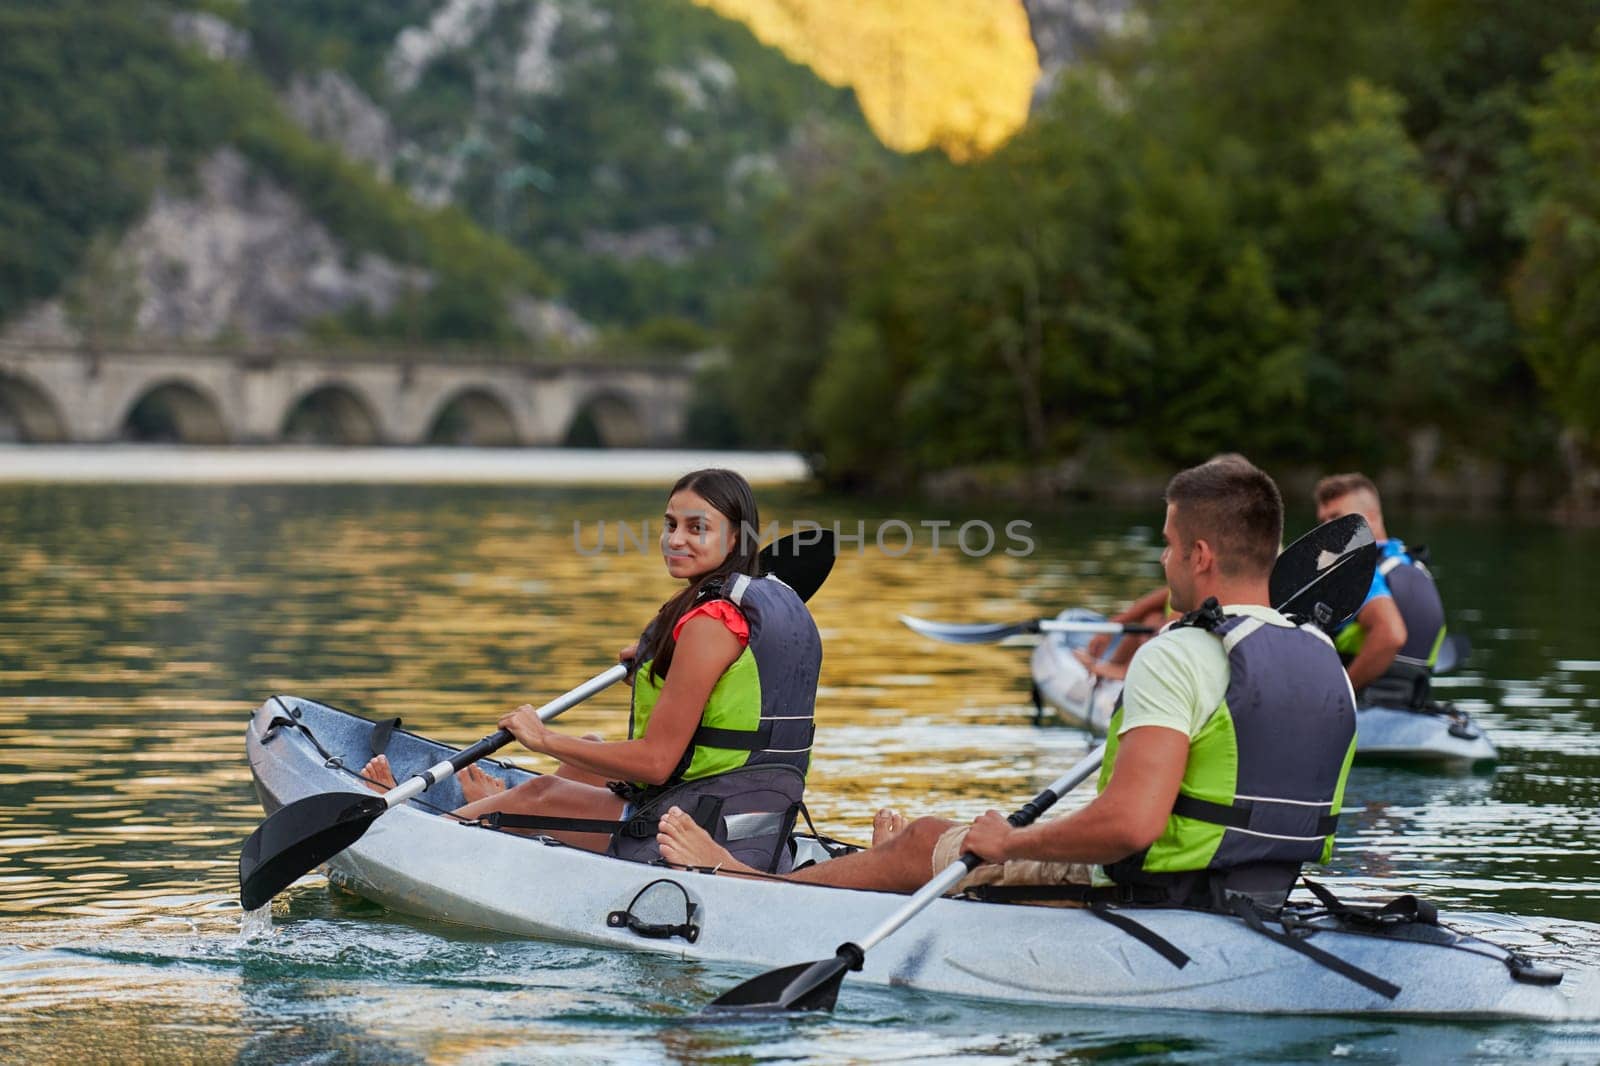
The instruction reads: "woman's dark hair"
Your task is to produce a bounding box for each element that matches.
[641,468,762,683]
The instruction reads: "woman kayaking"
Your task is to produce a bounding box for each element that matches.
[360,468,824,868]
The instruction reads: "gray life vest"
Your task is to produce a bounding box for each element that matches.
[1362,548,1448,709]
[629,571,823,783]
[485,572,822,873]
[1102,605,1358,905]
[617,571,822,871]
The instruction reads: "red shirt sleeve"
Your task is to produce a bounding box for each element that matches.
[672,600,750,646]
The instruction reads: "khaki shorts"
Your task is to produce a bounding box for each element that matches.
[931,825,1095,895]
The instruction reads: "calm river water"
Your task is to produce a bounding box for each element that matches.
[3,478,1600,1063]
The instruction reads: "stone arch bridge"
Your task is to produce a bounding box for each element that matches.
[0,344,693,447]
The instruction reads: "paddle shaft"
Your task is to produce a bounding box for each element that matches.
[380,663,629,810]
[855,744,1106,954]
[1041,620,1155,636]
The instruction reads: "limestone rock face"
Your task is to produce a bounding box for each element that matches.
[282,71,401,181]
[168,11,251,63]
[508,294,598,349]
[1021,0,1138,108]
[128,150,431,340]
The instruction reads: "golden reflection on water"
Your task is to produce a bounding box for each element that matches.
[4,485,1600,952]
[0,485,1159,929]
[6,485,1600,1060]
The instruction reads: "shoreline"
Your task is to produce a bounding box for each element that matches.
[0,445,812,485]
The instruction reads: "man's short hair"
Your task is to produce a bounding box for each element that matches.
[1165,460,1283,577]
[1314,472,1380,507]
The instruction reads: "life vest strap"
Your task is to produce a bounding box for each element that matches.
[1172,793,1339,836]
[475,793,724,841]
[689,720,774,751]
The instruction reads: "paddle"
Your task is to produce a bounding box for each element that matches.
[900,514,1377,647]
[899,614,1156,645]
[702,513,1378,1015]
[239,528,838,912]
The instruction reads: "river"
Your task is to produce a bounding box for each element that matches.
[2,472,1599,1063]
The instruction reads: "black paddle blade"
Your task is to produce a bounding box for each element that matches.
[238,791,386,910]
[702,955,851,1015]
[1269,514,1378,630]
[1276,541,1379,629]
[1269,513,1373,606]
[759,529,836,604]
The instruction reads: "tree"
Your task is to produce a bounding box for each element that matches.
[1512,43,1600,501]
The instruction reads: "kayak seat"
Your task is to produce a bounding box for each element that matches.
[476,763,807,874]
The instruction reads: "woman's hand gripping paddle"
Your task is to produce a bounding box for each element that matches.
[238,529,838,912]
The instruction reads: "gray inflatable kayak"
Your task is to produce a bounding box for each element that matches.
[244,695,1577,1017]
[1030,610,1497,765]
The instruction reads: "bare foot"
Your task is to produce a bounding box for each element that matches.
[459,763,507,804]
[657,806,757,874]
[361,754,397,792]
[872,807,907,846]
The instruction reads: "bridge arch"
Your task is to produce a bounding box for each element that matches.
[564,389,649,448]
[280,382,383,445]
[0,370,68,442]
[426,387,521,446]
[119,378,229,443]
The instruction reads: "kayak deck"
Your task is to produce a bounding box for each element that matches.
[1030,610,1498,765]
[243,695,1578,1018]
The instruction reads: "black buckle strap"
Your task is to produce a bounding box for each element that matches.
[606,879,700,943]
[1224,893,1400,1000]
[1172,597,1226,633]
[479,811,632,835]
[794,802,860,860]
[956,883,1189,969]
[1297,879,1559,987]
[690,720,774,751]
[1086,904,1191,969]
[1172,794,1339,836]
[1301,878,1437,927]
[961,882,1172,906]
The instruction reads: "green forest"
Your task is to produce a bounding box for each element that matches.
[0,0,880,347]
[5,0,1600,500]
[722,1,1600,500]
[0,0,554,344]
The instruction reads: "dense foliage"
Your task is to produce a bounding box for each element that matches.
[727,1,1600,495]
[0,0,548,343]
[242,0,884,327]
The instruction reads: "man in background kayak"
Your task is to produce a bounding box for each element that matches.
[660,459,1358,909]
[1314,473,1448,709]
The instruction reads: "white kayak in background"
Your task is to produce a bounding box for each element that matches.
[243,695,1574,1017]
[1029,610,1498,765]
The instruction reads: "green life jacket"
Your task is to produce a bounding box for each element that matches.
[1098,605,1357,901]
[629,572,822,786]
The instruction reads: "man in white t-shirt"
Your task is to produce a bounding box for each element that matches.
[657,459,1356,902]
